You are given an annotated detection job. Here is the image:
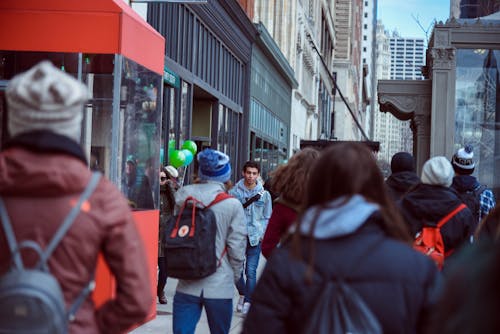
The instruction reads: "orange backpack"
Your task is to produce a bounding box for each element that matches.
[413,203,467,270]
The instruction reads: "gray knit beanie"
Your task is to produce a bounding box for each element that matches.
[6,61,89,142]
[421,156,454,187]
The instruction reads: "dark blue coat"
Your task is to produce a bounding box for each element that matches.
[243,214,442,334]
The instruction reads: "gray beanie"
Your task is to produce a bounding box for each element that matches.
[6,61,89,142]
[421,156,454,187]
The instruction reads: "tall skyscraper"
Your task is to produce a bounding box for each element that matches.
[389,34,425,80]
[373,23,424,168]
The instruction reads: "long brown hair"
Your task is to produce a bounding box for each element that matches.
[291,142,411,279]
[270,147,320,209]
[475,204,500,241]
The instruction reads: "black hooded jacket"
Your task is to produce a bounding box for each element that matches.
[399,183,475,253]
[386,171,420,201]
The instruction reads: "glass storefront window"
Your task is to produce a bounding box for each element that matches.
[179,81,190,145]
[0,52,163,210]
[120,58,162,210]
[455,49,500,191]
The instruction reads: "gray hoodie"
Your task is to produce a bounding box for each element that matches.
[173,181,247,298]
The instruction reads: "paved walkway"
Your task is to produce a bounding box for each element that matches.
[130,256,266,334]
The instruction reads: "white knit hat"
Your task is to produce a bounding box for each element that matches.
[421,156,454,187]
[6,61,89,142]
[164,165,179,179]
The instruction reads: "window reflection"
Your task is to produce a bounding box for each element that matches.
[455,49,500,193]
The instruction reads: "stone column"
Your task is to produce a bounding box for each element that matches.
[429,30,457,159]
[411,111,431,175]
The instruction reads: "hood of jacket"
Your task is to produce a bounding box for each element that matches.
[232,178,264,199]
[386,171,420,193]
[400,183,463,227]
[297,195,379,239]
[0,131,89,196]
[451,175,480,192]
[175,181,227,207]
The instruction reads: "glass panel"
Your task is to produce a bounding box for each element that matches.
[217,103,224,152]
[83,54,115,180]
[455,49,500,193]
[180,81,190,144]
[0,90,6,149]
[0,51,78,80]
[0,51,80,148]
[120,58,162,210]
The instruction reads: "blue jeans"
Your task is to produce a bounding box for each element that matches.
[173,292,232,334]
[236,240,261,303]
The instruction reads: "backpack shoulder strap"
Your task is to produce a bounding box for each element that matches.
[208,192,233,207]
[436,203,467,229]
[0,172,101,270]
[0,198,23,269]
[39,172,102,267]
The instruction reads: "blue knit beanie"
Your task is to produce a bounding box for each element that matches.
[197,149,231,183]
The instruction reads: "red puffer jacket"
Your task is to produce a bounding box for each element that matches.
[0,141,152,333]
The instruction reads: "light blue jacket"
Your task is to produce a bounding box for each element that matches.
[229,179,272,246]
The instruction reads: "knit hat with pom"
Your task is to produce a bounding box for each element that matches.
[197,149,231,183]
[6,61,89,142]
[421,156,454,187]
[452,145,475,175]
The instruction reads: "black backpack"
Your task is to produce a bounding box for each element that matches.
[302,279,382,334]
[0,172,101,334]
[454,184,486,224]
[164,192,231,280]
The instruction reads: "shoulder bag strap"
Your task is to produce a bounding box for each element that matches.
[242,191,263,209]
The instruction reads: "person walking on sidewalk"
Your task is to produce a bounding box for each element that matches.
[172,149,247,334]
[243,142,441,334]
[261,147,320,259]
[385,151,420,201]
[450,145,496,230]
[0,61,152,333]
[157,165,179,305]
[229,161,272,314]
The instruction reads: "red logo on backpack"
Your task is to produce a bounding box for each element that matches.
[413,203,466,270]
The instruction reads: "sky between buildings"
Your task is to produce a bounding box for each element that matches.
[377,0,450,41]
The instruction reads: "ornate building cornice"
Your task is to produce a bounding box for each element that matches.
[429,47,456,71]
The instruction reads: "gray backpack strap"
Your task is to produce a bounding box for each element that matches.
[40,172,101,267]
[0,198,23,269]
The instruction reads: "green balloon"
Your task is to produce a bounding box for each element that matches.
[168,140,176,160]
[182,140,197,156]
[169,150,186,168]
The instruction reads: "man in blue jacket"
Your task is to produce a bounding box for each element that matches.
[229,161,272,315]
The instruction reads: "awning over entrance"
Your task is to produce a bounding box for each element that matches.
[0,0,164,74]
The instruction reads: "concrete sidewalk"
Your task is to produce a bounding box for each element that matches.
[130,256,266,334]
